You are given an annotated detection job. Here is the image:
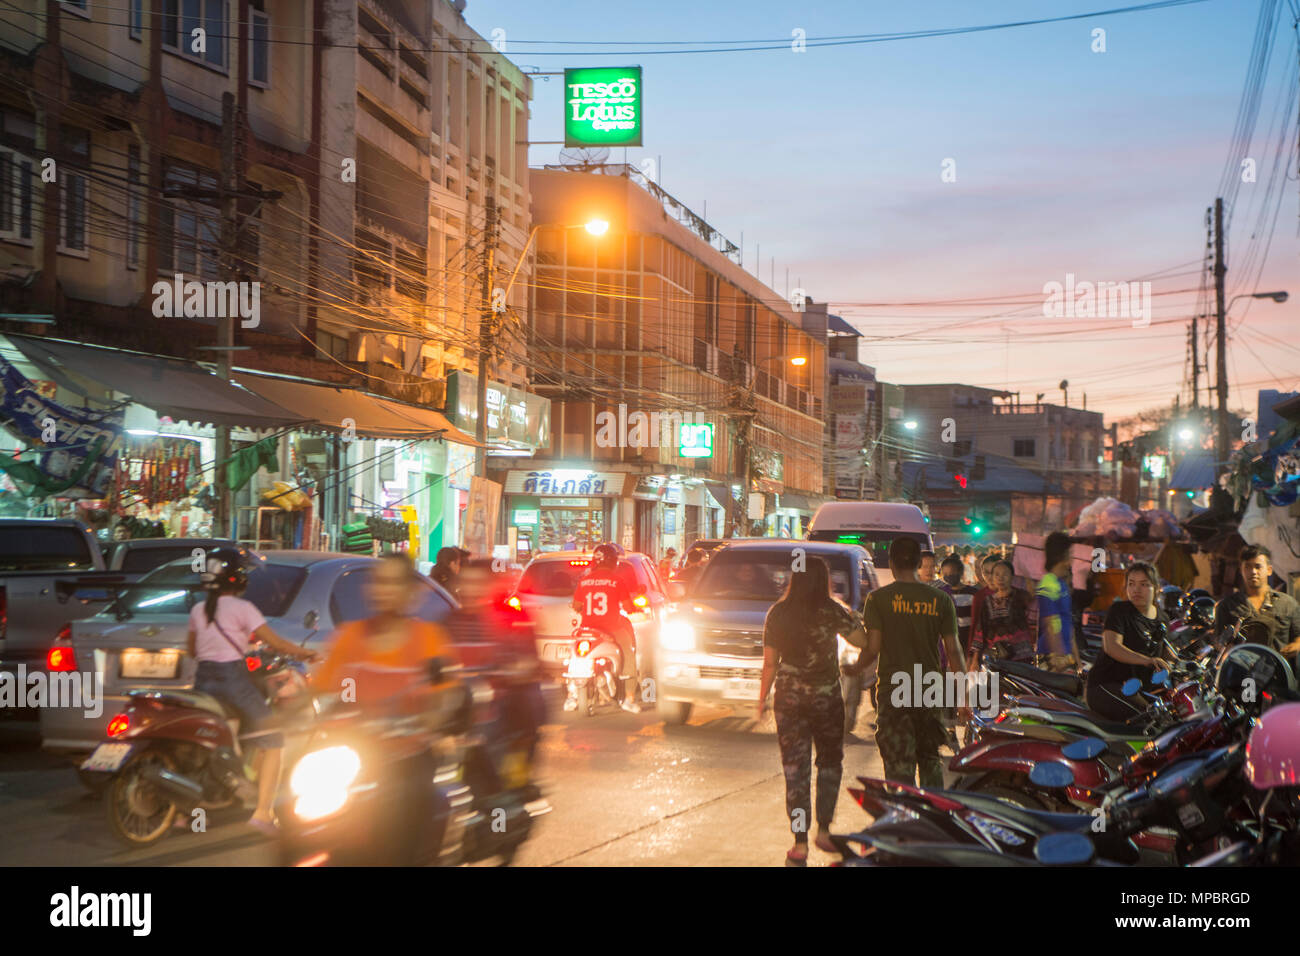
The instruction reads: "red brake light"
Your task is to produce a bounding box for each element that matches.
[245,655,261,671]
[47,634,76,673]
[106,713,130,737]
[632,595,648,609]
[568,559,590,567]
[506,595,522,611]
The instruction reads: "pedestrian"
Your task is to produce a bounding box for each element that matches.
[1037,531,1077,672]
[1084,562,1169,721]
[431,546,467,599]
[918,549,938,585]
[855,538,966,788]
[658,547,678,581]
[1214,545,1300,657]
[674,548,706,595]
[968,560,1036,668]
[937,554,978,652]
[968,552,1000,642]
[758,556,867,865]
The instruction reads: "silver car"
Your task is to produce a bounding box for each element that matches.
[39,551,458,756]
[655,540,877,725]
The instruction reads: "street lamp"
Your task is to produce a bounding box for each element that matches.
[903,420,918,431]
[499,218,611,302]
[584,218,609,236]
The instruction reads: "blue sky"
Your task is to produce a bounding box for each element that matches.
[467,0,1300,425]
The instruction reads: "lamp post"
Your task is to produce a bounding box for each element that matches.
[1215,290,1288,464]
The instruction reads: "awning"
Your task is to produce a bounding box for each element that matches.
[9,335,303,429]
[234,373,478,444]
[704,481,733,510]
[777,492,816,512]
[1170,451,1218,491]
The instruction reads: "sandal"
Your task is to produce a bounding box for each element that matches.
[814,832,836,854]
[785,845,809,867]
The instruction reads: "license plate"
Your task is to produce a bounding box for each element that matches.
[556,645,572,661]
[120,650,180,680]
[722,678,760,700]
[566,657,594,679]
[1177,802,1206,829]
[81,742,133,773]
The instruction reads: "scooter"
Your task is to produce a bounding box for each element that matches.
[84,648,314,847]
[562,625,630,716]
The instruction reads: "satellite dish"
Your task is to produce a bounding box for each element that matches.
[453,0,467,12]
[558,146,611,171]
[1059,380,1069,391]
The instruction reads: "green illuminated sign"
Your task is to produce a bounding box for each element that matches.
[564,66,643,147]
[679,422,713,458]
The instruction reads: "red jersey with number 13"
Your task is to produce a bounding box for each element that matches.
[574,563,637,627]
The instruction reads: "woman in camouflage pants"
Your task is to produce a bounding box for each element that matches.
[759,557,868,866]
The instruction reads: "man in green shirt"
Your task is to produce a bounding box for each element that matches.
[859,537,967,788]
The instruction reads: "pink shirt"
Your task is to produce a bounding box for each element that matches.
[189,595,268,663]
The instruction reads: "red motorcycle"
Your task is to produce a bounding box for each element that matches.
[81,649,313,847]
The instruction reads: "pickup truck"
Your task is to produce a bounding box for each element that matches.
[0,521,236,716]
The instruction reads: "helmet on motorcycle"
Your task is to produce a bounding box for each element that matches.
[592,543,621,568]
[199,546,263,592]
[1245,702,1300,790]
[1160,585,1187,619]
[1214,643,1297,716]
[1187,588,1213,603]
[1187,596,1216,629]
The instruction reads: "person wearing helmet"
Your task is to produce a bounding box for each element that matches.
[1214,545,1300,660]
[187,548,317,835]
[571,543,642,713]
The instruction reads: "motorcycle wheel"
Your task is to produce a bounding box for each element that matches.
[105,750,179,847]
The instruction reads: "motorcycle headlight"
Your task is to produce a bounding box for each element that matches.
[289,745,361,822]
[660,618,696,651]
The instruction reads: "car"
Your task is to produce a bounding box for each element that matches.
[511,551,671,679]
[805,501,933,586]
[654,539,878,725]
[38,550,458,758]
[104,537,240,581]
[668,538,728,579]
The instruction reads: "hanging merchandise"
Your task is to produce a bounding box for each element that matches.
[342,520,374,554]
[365,514,410,543]
[0,437,109,499]
[227,436,280,493]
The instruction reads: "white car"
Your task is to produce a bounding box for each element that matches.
[511,551,671,680]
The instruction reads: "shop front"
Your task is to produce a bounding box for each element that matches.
[502,469,634,560]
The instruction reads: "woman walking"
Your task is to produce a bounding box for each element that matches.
[967,560,1036,668]
[758,557,868,866]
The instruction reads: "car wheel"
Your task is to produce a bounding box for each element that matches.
[661,701,692,725]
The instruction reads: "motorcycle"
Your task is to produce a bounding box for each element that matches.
[85,648,314,847]
[562,625,630,716]
[277,659,549,866]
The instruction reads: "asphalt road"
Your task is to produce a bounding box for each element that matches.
[0,695,889,867]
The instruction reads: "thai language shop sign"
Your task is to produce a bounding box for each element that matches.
[564,67,643,147]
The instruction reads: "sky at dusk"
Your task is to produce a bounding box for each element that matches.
[467,0,1300,427]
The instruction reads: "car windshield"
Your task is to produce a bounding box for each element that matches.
[693,549,854,604]
[516,558,593,597]
[102,561,308,618]
[807,530,929,570]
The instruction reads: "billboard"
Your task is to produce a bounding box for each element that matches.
[564,66,643,147]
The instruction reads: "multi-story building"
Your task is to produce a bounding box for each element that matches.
[0,0,531,555]
[502,165,826,558]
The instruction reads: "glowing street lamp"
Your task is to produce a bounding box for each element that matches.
[584,218,610,237]
[903,420,918,431]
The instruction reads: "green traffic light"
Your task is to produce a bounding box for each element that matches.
[971,525,983,535]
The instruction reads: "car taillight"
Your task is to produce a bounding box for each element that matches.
[568,560,590,567]
[577,639,592,656]
[506,595,522,611]
[106,713,130,737]
[632,595,648,609]
[47,628,76,672]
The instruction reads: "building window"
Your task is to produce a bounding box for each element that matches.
[1013,438,1036,458]
[61,0,90,16]
[317,330,351,362]
[0,150,35,243]
[129,0,143,37]
[158,158,221,279]
[249,8,270,87]
[126,145,141,269]
[58,172,89,255]
[162,0,228,71]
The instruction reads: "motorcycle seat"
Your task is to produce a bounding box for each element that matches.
[987,660,1082,696]
[1033,711,1156,741]
[129,688,235,719]
[937,788,1094,834]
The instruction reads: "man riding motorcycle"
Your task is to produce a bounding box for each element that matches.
[570,543,642,714]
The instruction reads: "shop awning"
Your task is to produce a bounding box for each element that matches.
[777,492,816,512]
[1170,451,1218,491]
[234,373,479,445]
[704,481,733,510]
[9,335,303,429]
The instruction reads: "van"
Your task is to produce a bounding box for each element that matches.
[806,502,934,585]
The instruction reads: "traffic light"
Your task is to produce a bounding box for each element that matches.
[964,512,984,537]
[954,472,967,489]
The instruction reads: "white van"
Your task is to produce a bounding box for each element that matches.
[806,501,934,586]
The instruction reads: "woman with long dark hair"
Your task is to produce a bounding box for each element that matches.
[1085,562,1170,721]
[758,556,867,866]
[967,560,1036,669]
[186,549,316,835]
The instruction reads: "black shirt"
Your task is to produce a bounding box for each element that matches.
[1214,589,1300,654]
[1088,600,1168,689]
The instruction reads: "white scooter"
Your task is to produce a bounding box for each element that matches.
[562,626,629,716]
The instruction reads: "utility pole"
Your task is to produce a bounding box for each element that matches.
[215,91,240,539]
[474,196,499,478]
[726,345,754,537]
[1213,196,1228,465]
[1189,315,1199,407]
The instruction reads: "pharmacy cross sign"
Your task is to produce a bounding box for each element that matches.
[564,66,643,147]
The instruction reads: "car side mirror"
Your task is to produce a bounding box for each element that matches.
[302,610,319,631]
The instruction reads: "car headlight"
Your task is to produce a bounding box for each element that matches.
[660,618,696,651]
[289,745,361,821]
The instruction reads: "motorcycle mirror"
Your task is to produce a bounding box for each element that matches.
[1152,669,1169,686]
[1034,832,1095,866]
[1121,677,1142,697]
[1028,762,1075,789]
[303,610,319,631]
[1061,737,1106,761]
